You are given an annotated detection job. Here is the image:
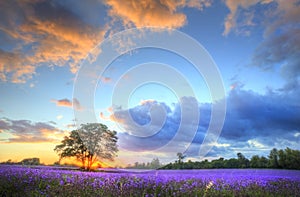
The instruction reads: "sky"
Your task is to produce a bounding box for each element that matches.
[0,0,299,166]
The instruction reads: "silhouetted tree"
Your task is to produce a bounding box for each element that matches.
[20,158,40,165]
[54,123,118,171]
[177,153,185,163]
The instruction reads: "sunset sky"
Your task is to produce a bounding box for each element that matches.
[0,0,299,166]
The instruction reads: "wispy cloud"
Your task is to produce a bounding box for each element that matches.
[222,0,273,36]
[101,77,112,83]
[51,98,82,110]
[223,0,300,93]
[0,117,66,143]
[56,115,63,120]
[252,0,300,87]
[139,99,156,105]
[65,123,76,129]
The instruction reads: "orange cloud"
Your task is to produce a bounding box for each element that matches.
[100,112,109,120]
[101,77,112,83]
[100,106,117,121]
[139,99,156,105]
[104,0,211,29]
[0,0,213,83]
[0,117,66,143]
[0,1,105,83]
[0,50,36,83]
[51,99,72,108]
[108,114,125,124]
[3,136,58,143]
[107,106,113,113]
[51,98,82,110]
[99,109,125,124]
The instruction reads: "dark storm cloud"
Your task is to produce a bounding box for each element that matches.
[221,87,300,141]
[113,97,207,152]
[112,88,300,157]
[253,28,300,82]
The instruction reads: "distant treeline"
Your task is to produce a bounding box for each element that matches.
[161,147,300,170]
[0,158,79,167]
[2,147,299,170]
[126,158,163,169]
[1,158,41,166]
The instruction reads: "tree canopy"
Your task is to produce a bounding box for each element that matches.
[160,147,300,170]
[126,158,163,169]
[54,123,118,171]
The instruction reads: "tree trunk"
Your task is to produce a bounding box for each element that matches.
[86,154,94,171]
[81,158,85,170]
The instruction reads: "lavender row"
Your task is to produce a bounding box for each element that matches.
[0,165,299,196]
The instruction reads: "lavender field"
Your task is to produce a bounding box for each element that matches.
[1,165,300,197]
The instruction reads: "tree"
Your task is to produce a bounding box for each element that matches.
[54,130,87,168]
[278,149,286,168]
[237,152,249,168]
[211,158,225,168]
[177,152,185,163]
[224,158,239,168]
[259,156,268,168]
[20,158,40,165]
[54,123,118,171]
[150,158,161,169]
[278,147,300,169]
[268,148,279,168]
[250,155,261,168]
[134,162,139,168]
